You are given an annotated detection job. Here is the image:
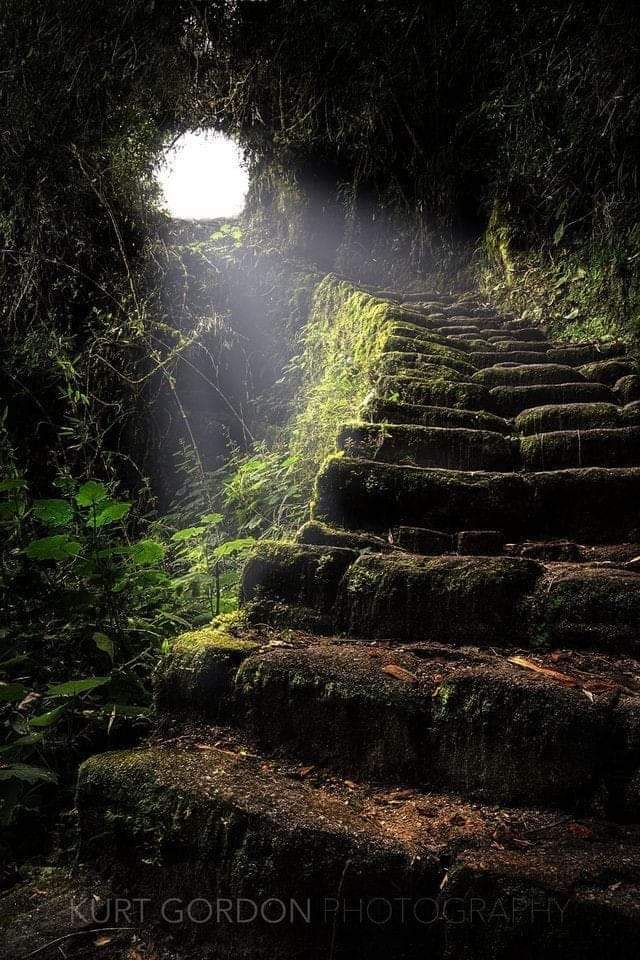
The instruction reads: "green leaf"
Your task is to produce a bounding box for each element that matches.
[33,499,74,527]
[553,222,565,245]
[75,481,108,507]
[0,682,28,703]
[0,733,44,753]
[29,705,67,728]
[212,537,256,559]
[0,502,20,521]
[101,703,152,718]
[201,513,224,526]
[129,539,165,566]
[0,479,27,492]
[46,676,110,698]
[171,526,206,542]
[93,632,114,661]
[0,764,57,785]
[94,500,131,528]
[23,535,82,561]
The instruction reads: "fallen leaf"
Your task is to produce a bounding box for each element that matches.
[94,936,113,947]
[382,664,417,684]
[508,656,577,686]
[566,822,593,839]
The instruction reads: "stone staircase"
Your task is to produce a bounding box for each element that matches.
[76,289,640,959]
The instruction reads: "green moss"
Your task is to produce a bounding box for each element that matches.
[515,402,621,435]
[154,612,260,718]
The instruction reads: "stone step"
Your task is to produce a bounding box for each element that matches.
[473,364,585,388]
[336,554,640,650]
[235,640,640,814]
[488,339,552,352]
[362,397,512,433]
[295,519,390,552]
[515,402,624,435]
[75,745,640,959]
[489,382,616,416]
[239,541,357,634]
[337,422,517,471]
[379,351,475,380]
[382,340,478,372]
[241,542,640,652]
[388,322,456,348]
[472,351,552,367]
[379,374,491,410]
[313,455,640,543]
[548,342,628,365]
[520,427,640,470]
[579,359,639,385]
[616,375,640,404]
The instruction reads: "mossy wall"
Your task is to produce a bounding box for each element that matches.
[479,209,640,343]
[285,277,396,498]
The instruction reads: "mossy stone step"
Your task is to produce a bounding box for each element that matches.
[295,519,390,552]
[235,640,640,812]
[579,359,639,385]
[520,427,640,470]
[76,746,640,959]
[548,342,627,365]
[472,351,552,367]
[337,422,517,471]
[615,375,640,404]
[473,364,585,388]
[489,339,551,352]
[335,554,640,652]
[489,382,615,416]
[154,616,260,719]
[502,322,548,337]
[240,541,357,634]
[515,402,623,435]
[379,374,491,410]
[381,340,477,372]
[379,352,474,381]
[388,322,456,347]
[313,455,640,543]
[362,397,512,433]
[76,746,434,959]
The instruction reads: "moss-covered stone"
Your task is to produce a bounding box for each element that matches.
[490,339,551,352]
[547,341,627,365]
[473,363,585,388]
[515,402,622,435]
[532,565,640,652]
[336,553,542,644]
[337,421,517,471]
[240,541,356,631]
[391,525,454,554]
[615,375,640,404]
[362,397,512,433]
[579,359,638,385]
[489,381,615,416]
[472,351,551,367]
[313,455,640,542]
[295,519,389,552]
[234,641,627,810]
[153,614,260,719]
[76,747,437,958]
[379,349,475,378]
[379,374,491,410]
[520,426,640,470]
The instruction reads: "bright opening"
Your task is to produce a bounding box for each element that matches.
[157,131,249,219]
